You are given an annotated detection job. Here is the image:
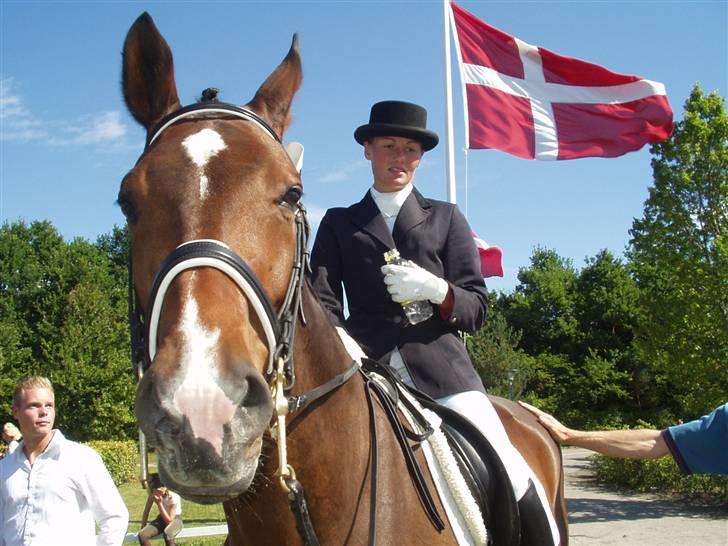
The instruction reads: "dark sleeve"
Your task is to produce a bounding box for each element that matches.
[440,204,488,332]
[310,211,346,327]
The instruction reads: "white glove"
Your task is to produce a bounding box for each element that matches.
[336,327,367,365]
[380,263,449,305]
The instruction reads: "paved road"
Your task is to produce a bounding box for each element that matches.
[562,447,728,545]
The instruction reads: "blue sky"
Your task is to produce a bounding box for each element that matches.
[1,0,726,292]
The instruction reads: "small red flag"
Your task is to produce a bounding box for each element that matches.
[473,234,503,278]
[450,2,673,160]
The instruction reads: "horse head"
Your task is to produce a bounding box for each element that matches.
[120,13,303,503]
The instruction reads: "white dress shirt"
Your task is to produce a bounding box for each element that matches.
[0,430,128,546]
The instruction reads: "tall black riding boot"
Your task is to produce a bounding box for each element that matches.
[517,479,556,546]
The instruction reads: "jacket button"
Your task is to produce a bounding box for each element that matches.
[449,316,457,324]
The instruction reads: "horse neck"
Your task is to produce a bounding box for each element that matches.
[226,285,372,541]
[291,282,359,393]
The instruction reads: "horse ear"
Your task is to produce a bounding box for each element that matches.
[247,34,303,139]
[122,12,182,130]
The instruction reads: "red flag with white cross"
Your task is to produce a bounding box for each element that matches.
[449,1,674,160]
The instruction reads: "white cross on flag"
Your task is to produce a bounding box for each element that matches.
[450,2,674,160]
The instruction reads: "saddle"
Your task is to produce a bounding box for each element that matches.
[413,393,521,546]
[361,359,521,546]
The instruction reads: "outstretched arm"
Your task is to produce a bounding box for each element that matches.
[519,401,670,460]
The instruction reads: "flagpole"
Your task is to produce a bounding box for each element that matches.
[443,0,457,205]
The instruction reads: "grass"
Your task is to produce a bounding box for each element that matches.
[121,455,228,545]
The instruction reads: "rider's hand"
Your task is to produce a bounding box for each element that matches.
[381,263,449,305]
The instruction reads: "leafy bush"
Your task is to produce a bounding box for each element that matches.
[86,440,137,485]
[592,454,728,504]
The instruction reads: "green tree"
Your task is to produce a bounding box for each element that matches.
[0,221,67,372]
[500,248,651,426]
[0,221,135,440]
[468,295,533,400]
[502,247,580,356]
[574,250,667,420]
[629,85,728,416]
[55,279,135,440]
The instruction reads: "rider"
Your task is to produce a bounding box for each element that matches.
[310,100,559,545]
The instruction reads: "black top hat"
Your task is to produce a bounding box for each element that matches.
[354,101,439,151]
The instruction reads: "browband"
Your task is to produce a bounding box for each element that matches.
[146,102,281,149]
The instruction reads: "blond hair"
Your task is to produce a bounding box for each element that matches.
[13,376,54,407]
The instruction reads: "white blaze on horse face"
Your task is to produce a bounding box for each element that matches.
[181,128,227,200]
[172,279,235,457]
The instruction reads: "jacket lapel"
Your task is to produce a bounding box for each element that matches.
[349,191,396,250]
[393,187,431,245]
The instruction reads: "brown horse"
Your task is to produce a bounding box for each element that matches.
[119,12,568,546]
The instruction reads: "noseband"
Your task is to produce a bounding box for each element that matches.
[127,102,359,545]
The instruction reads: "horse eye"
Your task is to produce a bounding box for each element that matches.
[117,193,138,223]
[281,185,303,207]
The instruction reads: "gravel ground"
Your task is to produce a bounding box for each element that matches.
[562,447,728,546]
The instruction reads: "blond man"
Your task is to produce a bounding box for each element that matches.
[0,376,128,546]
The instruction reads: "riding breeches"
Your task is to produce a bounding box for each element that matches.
[436,390,560,546]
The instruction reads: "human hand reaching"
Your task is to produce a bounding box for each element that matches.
[518,401,573,444]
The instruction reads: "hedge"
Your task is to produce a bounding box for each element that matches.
[592,454,728,504]
[86,440,138,485]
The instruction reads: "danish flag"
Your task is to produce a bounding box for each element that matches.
[450,2,673,160]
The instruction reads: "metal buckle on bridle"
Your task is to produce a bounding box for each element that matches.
[271,355,295,493]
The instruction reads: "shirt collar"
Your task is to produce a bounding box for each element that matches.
[369,184,413,218]
[14,430,64,462]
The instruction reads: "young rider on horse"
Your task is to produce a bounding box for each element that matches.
[310,100,560,545]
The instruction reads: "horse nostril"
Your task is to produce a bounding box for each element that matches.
[239,372,271,410]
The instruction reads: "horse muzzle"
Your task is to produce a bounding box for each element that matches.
[135,361,273,502]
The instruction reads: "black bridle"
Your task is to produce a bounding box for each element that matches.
[129,102,314,386]
[127,101,359,545]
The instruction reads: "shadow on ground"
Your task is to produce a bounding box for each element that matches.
[568,496,728,524]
